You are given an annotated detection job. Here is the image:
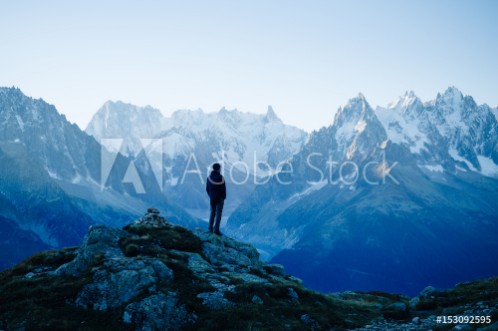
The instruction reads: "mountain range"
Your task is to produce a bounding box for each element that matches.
[1,86,498,297]
[225,87,498,295]
[0,87,201,269]
[86,101,307,217]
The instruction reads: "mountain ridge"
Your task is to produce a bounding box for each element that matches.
[2,85,498,297]
[85,100,308,217]
[226,87,498,295]
[0,87,203,269]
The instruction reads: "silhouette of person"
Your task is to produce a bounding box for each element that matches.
[206,163,226,235]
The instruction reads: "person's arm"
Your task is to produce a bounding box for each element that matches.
[221,178,226,200]
[206,179,210,196]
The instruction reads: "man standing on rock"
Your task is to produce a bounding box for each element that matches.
[206,163,226,235]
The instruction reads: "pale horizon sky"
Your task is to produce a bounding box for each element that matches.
[1,0,497,132]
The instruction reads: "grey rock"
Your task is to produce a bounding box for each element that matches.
[264,263,286,276]
[388,302,408,311]
[123,292,196,331]
[149,259,174,283]
[288,288,299,301]
[197,291,234,310]
[134,209,170,227]
[252,295,264,305]
[202,242,253,267]
[229,273,268,284]
[203,273,233,291]
[194,229,261,267]
[452,325,475,331]
[287,275,304,285]
[76,259,154,310]
[187,252,215,274]
[409,297,420,310]
[420,286,438,299]
[382,301,409,319]
[300,314,319,330]
[54,225,126,277]
[207,278,236,293]
[76,258,173,310]
[412,317,420,325]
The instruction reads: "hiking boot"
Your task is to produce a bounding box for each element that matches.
[214,231,222,236]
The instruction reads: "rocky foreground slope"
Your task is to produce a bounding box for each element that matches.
[0,209,497,330]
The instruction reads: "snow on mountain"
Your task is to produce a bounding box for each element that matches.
[226,94,390,258]
[86,101,164,156]
[492,107,498,121]
[157,105,308,217]
[159,106,307,172]
[333,94,387,162]
[86,102,308,216]
[87,103,307,172]
[0,87,202,269]
[375,91,428,154]
[226,87,498,295]
[375,87,498,178]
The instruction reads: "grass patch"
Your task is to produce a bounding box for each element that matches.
[414,277,498,311]
[121,224,203,256]
[0,268,131,331]
[442,277,498,307]
[194,282,379,330]
[4,247,77,277]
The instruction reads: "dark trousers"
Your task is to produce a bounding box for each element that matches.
[208,199,224,233]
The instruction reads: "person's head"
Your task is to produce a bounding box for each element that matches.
[212,163,221,172]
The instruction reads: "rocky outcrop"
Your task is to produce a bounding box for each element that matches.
[1,209,498,331]
[0,210,372,330]
[75,257,173,311]
[54,224,127,277]
[123,293,196,331]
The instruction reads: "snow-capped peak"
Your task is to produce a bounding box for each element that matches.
[333,94,385,153]
[334,93,376,124]
[264,105,281,123]
[85,100,164,156]
[433,86,466,117]
[492,107,498,121]
[387,91,422,111]
[442,86,463,99]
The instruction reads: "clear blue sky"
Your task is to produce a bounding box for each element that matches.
[1,0,497,132]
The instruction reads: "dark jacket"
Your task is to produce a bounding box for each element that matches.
[206,170,226,202]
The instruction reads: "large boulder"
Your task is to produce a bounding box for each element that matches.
[54,224,126,276]
[123,292,196,331]
[76,257,173,310]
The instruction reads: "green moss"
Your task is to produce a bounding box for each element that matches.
[124,243,140,257]
[248,267,266,278]
[0,269,131,331]
[199,282,378,330]
[121,224,203,257]
[413,277,498,312]
[366,291,407,302]
[5,247,77,277]
[443,277,498,306]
